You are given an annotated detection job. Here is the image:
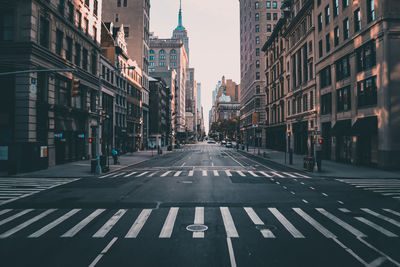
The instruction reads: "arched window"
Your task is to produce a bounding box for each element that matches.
[170,49,176,54]
[159,49,166,54]
[149,49,155,54]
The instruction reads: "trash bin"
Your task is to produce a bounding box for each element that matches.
[303,156,315,172]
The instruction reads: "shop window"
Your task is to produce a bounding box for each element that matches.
[321,93,332,114]
[358,76,377,107]
[337,86,351,112]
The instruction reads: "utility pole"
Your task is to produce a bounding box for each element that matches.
[96,74,103,174]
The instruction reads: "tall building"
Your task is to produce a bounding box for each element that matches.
[172,0,189,65]
[214,76,241,121]
[102,0,151,149]
[239,0,284,147]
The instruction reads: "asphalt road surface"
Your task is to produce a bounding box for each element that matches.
[0,143,399,267]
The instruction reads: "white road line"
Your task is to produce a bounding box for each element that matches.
[361,209,400,227]
[125,209,152,238]
[181,162,186,167]
[0,209,57,238]
[294,173,311,179]
[136,172,149,177]
[193,207,205,238]
[339,208,351,213]
[99,172,115,179]
[269,208,304,238]
[148,171,158,177]
[282,172,297,178]
[124,172,137,178]
[302,199,309,204]
[290,191,296,195]
[293,208,336,238]
[202,170,207,176]
[271,172,285,178]
[244,207,275,238]
[237,171,246,177]
[225,170,232,177]
[174,171,182,177]
[381,193,400,195]
[0,209,12,216]
[357,237,400,266]
[159,207,179,238]
[220,207,239,238]
[29,209,81,238]
[93,209,127,238]
[332,238,369,267]
[310,187,315,190]
[188,170,194,177]
[383,209,400,217]
[248,171,259,177]
[88,237,118,267]
[354,217,398,237]
[259,171,272,177]
[61,209,105,237]
[317,208,366,237]
[283,186,287,189]
[338,201,345,205]
[322,193,328,197]
[300,182,305,185]
[225,152,245,167]
[0,209,34,226]
[226,237,237,267]
[161,171,172,177]
[213,170,219,176]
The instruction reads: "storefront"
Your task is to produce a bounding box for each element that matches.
[352,116,378,166]
[331,119,352,164]
[266,125,286,151]
[293,121,308,155]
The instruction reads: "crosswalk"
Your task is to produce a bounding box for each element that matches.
[337,179,400,200]
[0,178,79,206]
[99,170,311,179]
[0,207,399,240]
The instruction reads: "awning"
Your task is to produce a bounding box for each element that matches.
[352,116,378,134]
[331,119,351,136]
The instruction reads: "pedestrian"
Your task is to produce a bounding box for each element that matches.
[112,148,119,165]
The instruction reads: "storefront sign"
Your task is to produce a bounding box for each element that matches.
[77,134,85,139]
[55,133,63,138]
[0,146,8,160]
[40,146,48,158]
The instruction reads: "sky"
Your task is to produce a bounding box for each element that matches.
[150,0,240,133]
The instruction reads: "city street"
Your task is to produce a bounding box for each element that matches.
[0,143,399,267]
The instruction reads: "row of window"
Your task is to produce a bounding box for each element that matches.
[318,17,350,57]
[287,91,314,117]
[149,55,177,61]
[149,49,176,55]
[255,1,278,10]
[149,62,177,67]
[255,12,279,21]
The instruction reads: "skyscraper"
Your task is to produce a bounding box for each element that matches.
[172,0,189,66]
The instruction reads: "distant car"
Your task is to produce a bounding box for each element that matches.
[207,140,216,144]
[221,140,227,145]
[226,142,233,148]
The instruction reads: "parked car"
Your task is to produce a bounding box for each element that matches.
[221,140,227,146]
[226,142,233,148]
[207,140,216,144]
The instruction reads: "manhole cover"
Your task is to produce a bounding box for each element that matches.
[256,225,277,231]
[186,224,208,232]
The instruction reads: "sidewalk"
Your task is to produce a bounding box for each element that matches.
[13,147,172,178]
[240,146,400,179]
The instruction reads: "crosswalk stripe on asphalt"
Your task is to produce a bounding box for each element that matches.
[269,208,304,238]
[159,207,179,238]
[193,207,205,238]
[93,209,127,238]
[220,207,239,238]
[61,209,105,237]
[244,207,275,238]
[361,209,400,228]
[293,208,336,238]
[354,217,398,237]
[0,209,34,226]
[125,209,152,238]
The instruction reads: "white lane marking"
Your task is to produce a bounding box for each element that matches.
[300,182,305,185]
[124,172,137,178]
[282,172,297,178]
[220,207,239,238]
[354,217,397,237]
[225,152,245,167]
[174,171,182,177]
[125,209,152,238]
[357,237,400,266]
[99,172,115,179]
[226,237,237,267]
[338,201,345,205]
[271,172,285,178]
[302,199,309,204]
[161,171,172,177]
[188,170,194,177]
[248,171,259,177]
[193,207,205,238]
[61,209,105,237]
[88,237,118,267]
[148,171,158,177]
[213,170,219,176]
[181,162,186,167]
[112,172,124,178]
[332,238,369,267]
[237,171,246,177]
[339,208,351,213]
[293,208,336,238]
[317,208,366,237]
[383,209,400,217]
[211,162,214,167]
[225,170,232,177]
[269,208,304,238]
[202,170,207,176]
[310,187,315,190]
[159,207,179,238]
[276,182,280,185]
[29,209,81,238]
[369,257,387,267]
[136,172,149,177]
[0,209,34,226]
[0,209,57,238]
[361,209,400,227]
[290,191,296,195]
[93,209,127,238]
[381,193,400,195]
[244,207,275,238]
[294,172,311,179]
[322,193,328,197]
[0,209,12,216]
[259,171,272,177]
[283,186,287,189]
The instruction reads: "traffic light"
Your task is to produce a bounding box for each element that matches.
[101,110,107,121]
[89,138,94,144]
[71,78,80,97]
[318,138,323,144]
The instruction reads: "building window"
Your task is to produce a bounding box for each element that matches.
[334,26,339,46]
[55,78,71,106]
[337,86,351,112]
[356,40,376,73]
[84,18,89,34]
[354,9,361,32]
[149,49,155,54]
[343,18,349,40]
[170,55,177,60]
[320,65,332,88]
[256,60,260,68]
[256,85,261,94]
[318,13,322,32]
[255,13,259,21]
[303,94,308,112]
[309,62,313,80]
[91,52,97,75]
[170,49,176,54]
[255,24,260,32]
[256,36,260,44]
[321,93,332,114]
[318,0,321,6]
[255,1,259,9]
[309,41,312,53]
[267,24,271,32]
[58,0,65,15]
[267,1,271,8]
[297,97,301,114]
[93,26,97,41]
[76,10,82,29]
[66,36,72,61]
[273,1,277,9]
[256,48,260,56]
[123,26,129,37]
[325,34,330,53]
[123,0,127,7]
[85,0,90,6]
[149,62,155,66]
[94,0,98,16]
[335,54,351,81]
[75,43,81,66]
[56,29,63,56]
[82,48,88,70]
[358,76,377,107]
[325,5,330,25]
[267,13,271,20]
[333,0,339,17]
[149,56,154,60]
[117,0,121,7]
[367,0,375,23]
[318,39,323,58]
[256,72,260,80]
[310,91,314,110]
[39,16,50,48]
[342,0,349,8]
[273,13,278,20]
[159,62,166,67]
[159,49,166,54]
[68,2,74,22]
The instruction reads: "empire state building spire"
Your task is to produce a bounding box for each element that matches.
[175,0,185,31]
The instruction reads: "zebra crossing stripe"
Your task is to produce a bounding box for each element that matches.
[225,170,232,177]
[354,217,398,237]
[0,209,12,216]
[361,209,400,228]
[293,173,311,179]
[0,209,57,238]
[61,209,106,237]
[125,209,152,238]
[112,172,124,178]
[124,172,137,178]
[99,172,115,179]
[202,170,207,176]
[259,171,272,177]
[220,207,239,238]
[271,172,285,178]
[248,171,259,177]
[148,171,158,177]
[29,209,81,238]
[269,208,304,238]
[237,171,246,177]
[161,171,172,177]
[316,208,367,238]
[244,207,275,238]
[0,209,34,226]
[174,171,182,177]
[383,209,400,217]
[193,207,205,238]
[213,170,219,176]
[188,170,194,177]
[293,208,336,238]
[282,172,298,178]
[93,209,127,238]
[159,207,179,238]
[137,172,149,177]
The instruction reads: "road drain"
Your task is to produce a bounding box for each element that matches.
[186,224,208,232]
